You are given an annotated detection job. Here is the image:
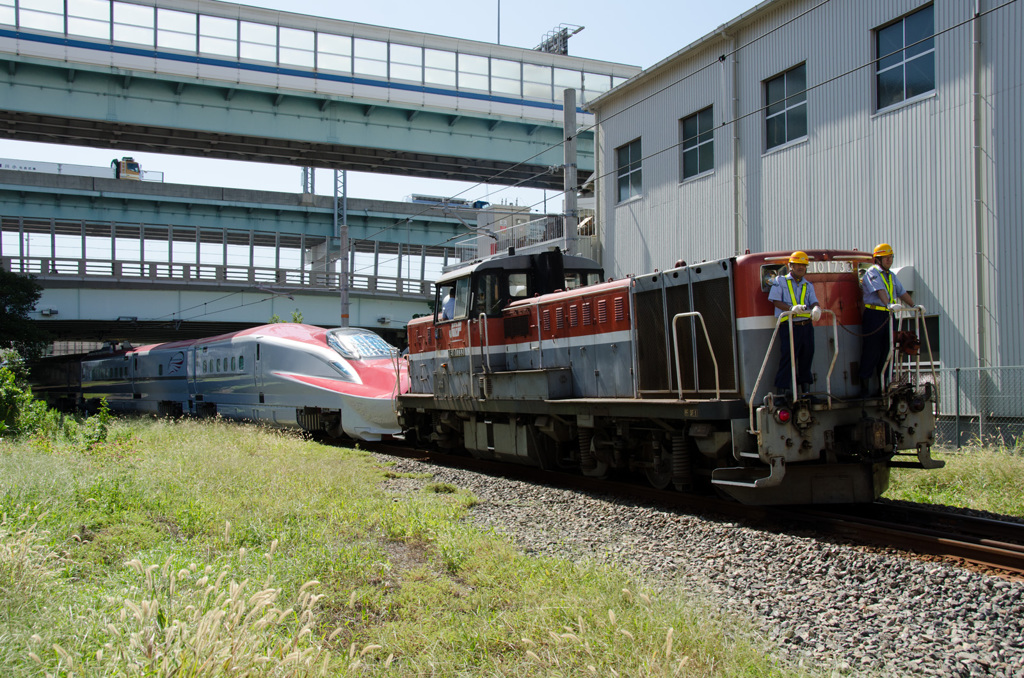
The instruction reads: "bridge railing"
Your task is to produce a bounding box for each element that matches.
[1,215,473,299]
[0,0,637,111]
[454,213,601,262]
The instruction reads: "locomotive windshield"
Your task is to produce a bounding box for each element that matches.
[327,329,398,360]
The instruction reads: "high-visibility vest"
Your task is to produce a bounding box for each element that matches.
[783,277,809,322]
[865,265,895,311]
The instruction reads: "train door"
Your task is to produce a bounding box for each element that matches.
[255,341,263,391]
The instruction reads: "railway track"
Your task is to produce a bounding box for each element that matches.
[365,441,1024,577]
[790,503,1024,577]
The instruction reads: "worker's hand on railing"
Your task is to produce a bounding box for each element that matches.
[810,306,822,322]
[888,302,903,312]
[916,304,927,315]
[790,304,807,314]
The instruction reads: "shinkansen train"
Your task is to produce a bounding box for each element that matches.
[398,247,942,505]
[76,324,407,441]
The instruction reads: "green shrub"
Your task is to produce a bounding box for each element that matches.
[0,366,48,437]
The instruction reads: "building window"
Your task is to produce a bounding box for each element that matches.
[876,4,935,110]
[616,138,642,202]
[765,64,807,150]
[681,106,714,179]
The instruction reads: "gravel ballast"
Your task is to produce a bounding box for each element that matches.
[377,454,1024,678]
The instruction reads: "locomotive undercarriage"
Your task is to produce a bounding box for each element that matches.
[399,376,942,505]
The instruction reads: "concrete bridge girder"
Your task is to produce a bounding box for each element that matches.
[0,51,593,189]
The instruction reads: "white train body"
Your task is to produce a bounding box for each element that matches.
[80,324,407,441]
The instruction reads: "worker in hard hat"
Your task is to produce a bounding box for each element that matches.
[768,251,822,401]
[859,243,921,396]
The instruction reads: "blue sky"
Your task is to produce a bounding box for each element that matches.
[0,0,761,207]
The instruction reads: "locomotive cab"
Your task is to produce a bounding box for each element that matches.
[432,248,603,324]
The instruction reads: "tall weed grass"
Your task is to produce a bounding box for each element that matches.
[1,417,799,676]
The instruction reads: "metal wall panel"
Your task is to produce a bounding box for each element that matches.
[594,0,1024,371]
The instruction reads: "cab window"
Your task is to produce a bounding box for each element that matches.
[438,277,472,321]
[473,273,503,317]
[509,272,529,299]
[760,264,785,292]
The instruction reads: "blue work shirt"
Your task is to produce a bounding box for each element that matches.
[768,273,818,319]
[861,265,906,307]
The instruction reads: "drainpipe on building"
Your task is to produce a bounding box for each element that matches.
[972,0,988,370]
[720,30,742,256]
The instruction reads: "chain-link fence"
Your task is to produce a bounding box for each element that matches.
[932,366,1024,449]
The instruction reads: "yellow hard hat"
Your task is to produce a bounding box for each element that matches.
[789,251,809,265]
[873,243,894,258]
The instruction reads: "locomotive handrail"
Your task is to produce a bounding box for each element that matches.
[881,305,937,410]
[747,309,839,437]
[671,312,719,400]
[476,313,492,373]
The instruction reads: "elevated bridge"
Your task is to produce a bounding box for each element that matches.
[0,0,639,189]
[0,167,515,343]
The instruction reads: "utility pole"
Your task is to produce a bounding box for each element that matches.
[562,88,578,255]
[334,170,349,327]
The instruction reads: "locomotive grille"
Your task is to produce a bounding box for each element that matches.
[665,284,693,391]
[504,314,530,338]
[597,300,608,323]
[583,302,593,325]
[690,278,737,393]
[634,288,669,392]
[569,305,579,327]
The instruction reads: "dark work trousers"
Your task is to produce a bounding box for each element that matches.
[859,308,891,382]
[774,320,814,392]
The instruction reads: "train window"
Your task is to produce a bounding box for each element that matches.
[327,328,399,359]
[231,357,236,371]
[474,273,503,316]
[760,264,784,292]
[509,272,529,299]
[239,355,244,370]
[565,270,602,290]
[216,358,221,372]
[202,360,207,373]
[453,278,471,319]
[158,364,163,376]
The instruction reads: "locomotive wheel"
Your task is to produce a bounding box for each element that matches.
[645,467,674,490]
[581,460,609,479]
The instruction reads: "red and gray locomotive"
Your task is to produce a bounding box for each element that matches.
[399,247,941,505]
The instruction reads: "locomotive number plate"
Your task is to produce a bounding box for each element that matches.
[808,261,854,274]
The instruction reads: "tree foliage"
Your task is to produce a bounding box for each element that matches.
[0,270,49,357]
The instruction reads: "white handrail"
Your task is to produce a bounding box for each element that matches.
[747,309,838,435]
[671,312,720,400]
[476,313,492,373]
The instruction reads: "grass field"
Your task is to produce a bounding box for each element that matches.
[1,418,798,677]
[3,415,1020,677]
[887,443,1024,517]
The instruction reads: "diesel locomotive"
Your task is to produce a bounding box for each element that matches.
[398,247,942,504]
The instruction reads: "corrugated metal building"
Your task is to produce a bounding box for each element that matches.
[588,0,1022,373]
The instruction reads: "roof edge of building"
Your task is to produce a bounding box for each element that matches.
[587,0,789,111]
